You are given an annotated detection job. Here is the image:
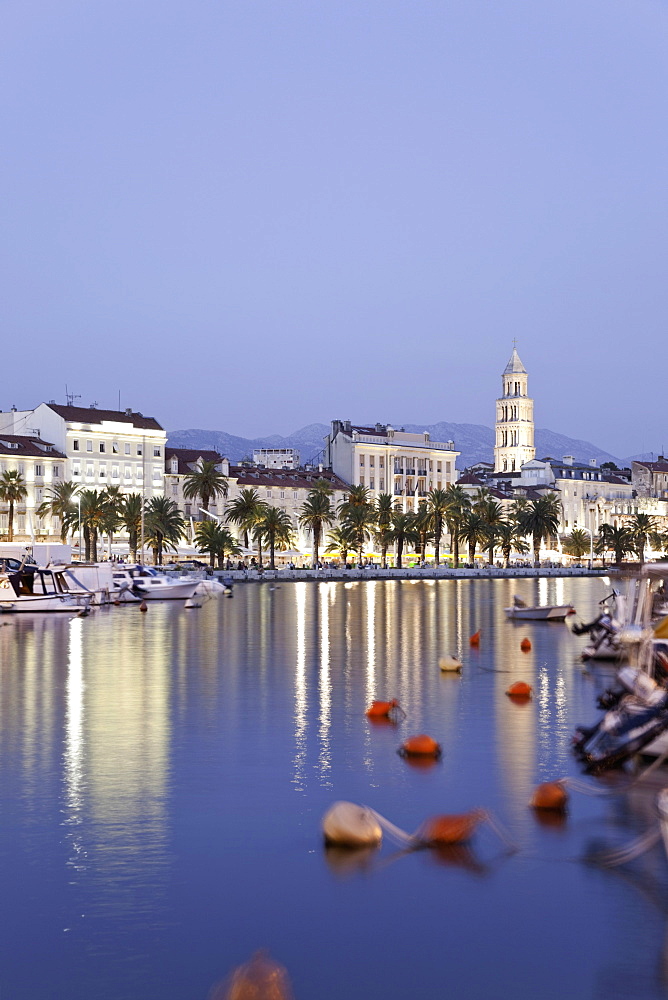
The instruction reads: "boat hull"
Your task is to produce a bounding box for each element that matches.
[504,605,573,621]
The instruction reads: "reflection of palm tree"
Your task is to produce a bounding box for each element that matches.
[183,460,228,516]
[0,470,27,542]
[145,496,185,565]
[255,506,294,570]
[299,490,334,568]
[37,480,79,542]
[444,484,471,567]
[626,513,657,564]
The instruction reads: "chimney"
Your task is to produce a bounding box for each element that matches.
[344,420,351,434]
[563,455,574,466]
[589,458,597,467]
[125,408,133,416]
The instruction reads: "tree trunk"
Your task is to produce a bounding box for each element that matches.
[84,525,91,561]
[269,535,276,570]
[533,535,540,566]
[313,524,320,569]
[217,551,223,569]
[210,550,215,568]
[503,547,510,569]
[452,525,459,567]
[91,528,98,563]
[257,537,263,569]
[397,538,403,569]
[420,535,426,564]
[468,540,475,563]
[381,543,387,569]
[7,502,14,542]
[434,520,440,566]
[342,546,348,567]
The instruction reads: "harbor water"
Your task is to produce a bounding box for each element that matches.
[1,577,668,999]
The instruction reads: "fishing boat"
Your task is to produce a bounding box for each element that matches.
[0,559,91,613]
[504,595,574,620]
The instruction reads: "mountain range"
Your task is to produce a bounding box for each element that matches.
[167,422,647,470]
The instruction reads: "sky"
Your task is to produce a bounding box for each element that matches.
[2,0,667,456]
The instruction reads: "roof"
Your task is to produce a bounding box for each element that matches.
[165,448,224,475]
[632,460,668,474]
[0,434,65,459]
[456,473,484,486]
[503,348,527,375]
[46,403,163,431]
[228,466,349,491]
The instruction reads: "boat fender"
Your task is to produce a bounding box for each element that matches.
[469,631,481,647]
[520,638,532,652]
[139,600,148,613]
[322,801,383,847]
[366,698,400,718]
[506,681,532,699]
[439,655,462,672]
[398,735,442,758]
[530,781,568,811]
[210,950,294,1000]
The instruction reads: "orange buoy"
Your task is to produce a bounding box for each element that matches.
[520,638,532,652]
[469,631,481,647]
[530,781,568,811]
[399,734,442,758]
[210,950,294,1000]
[506,681,532,699]
[417,810,484,845]
[366,698,400,718]
[139,600,148,613]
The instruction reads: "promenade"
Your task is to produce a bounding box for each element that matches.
[215,565,608,583]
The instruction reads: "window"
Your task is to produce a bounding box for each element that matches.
[99,466,106,478]
[172,484,178,495]
[124,466,131,479]
[445,462,451,474]
[73,440,80,451]
[35,488,42,502]
[437,462,442,473]
[125,443,131,455]
[99,442,105,453]
[137,445,143,456]
[369,456,374,467]
[86,464,94,478]
[153,447,161,458]
[73,465,80,477]
[112,465,119,479]
[137,468,143,480]
[18,463,24,474]
[359,455,365,466]
[185,504,192,516]
[379,457,384,469]
[153,468,161,481]
[359,475,365,486]
[380,478,384,490]
[112,442,119,454]
[280,491,285,498]
[293,492,298,500]
[86,441,92,452]
[53,466,60,477]
[370,478,375,489]
[35,465,43,476]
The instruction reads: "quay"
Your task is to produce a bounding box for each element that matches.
[210,565,609,583]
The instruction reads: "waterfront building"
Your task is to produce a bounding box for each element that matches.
[632,457,668,500]
[0,434,66,540]
[493,347,535,473]
[252,447,300,469]
[324,421,459,511]
[0,403,166,500]
[165,448,230,522]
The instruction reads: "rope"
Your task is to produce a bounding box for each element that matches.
[482,810,519,852]
[594,827,662,867]
[369,810,419,848]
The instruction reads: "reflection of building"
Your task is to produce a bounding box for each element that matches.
[325,421,459,511]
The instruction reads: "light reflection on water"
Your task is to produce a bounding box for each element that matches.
[1,578,668,999]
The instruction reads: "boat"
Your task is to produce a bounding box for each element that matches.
[504,595,574,620]
[0,558,92,613]
[112,565,201,601]
[571,589,626,660]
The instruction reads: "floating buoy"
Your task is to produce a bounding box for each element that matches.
[506,681,532,699]
[530,781,568,811]
[399,734,442,758]
[469,631,481,647]
[139,600,148,613]
[520,638,532,652]
[366,699,400,718]
[439,655,462,672]
[322,801,383,847]
[210,950,294,1000]
[417,810,485,845]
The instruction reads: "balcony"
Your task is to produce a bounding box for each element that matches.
[405,468,416,476]
[394,489,404,496]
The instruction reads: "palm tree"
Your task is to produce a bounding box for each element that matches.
[255,506,294,570]
[226,489,268,548]
[626,512,658,564]
[338,485,372,520]
[458,510,489,564]
[78,489,109,561]
[414,502,433,564]
[100,486,123,559]
[426,488,449,565]
[119,494,143,562]
[195,521,241,568]
[517,494,562,566]
[374,493,395,568]
[596,523,634,565]
[0,470,28,542]
[650,530,668,559]
[325,525,355,567]
[36,480,79,542]
[183,460,228,516]
[389,511,417,569]
[299,489,335,568]
[443,484,471,567]
[563,529,591,560]
[342,503,377,565]
[476,497,505,563]
[495,521,530,568]
[145,496,185,565]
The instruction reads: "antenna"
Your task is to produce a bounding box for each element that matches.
[65,385,81,407]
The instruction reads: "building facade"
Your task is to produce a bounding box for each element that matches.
[252,448,300,469]
[493,348,535,473]
[325,421,459,510]
[0,434,66,540]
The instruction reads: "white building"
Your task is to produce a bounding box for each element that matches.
[325,421,459,510]
[252,447,300,469]
[0,434,66,540]
[494,347,535,473]
[0,403,166,501]
[165,448,230,522]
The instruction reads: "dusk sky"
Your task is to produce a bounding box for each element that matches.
[2,0,667,456]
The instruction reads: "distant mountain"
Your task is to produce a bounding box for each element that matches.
[168,421,625,470]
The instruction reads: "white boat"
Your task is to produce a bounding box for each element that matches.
[0,559,91,614]
[504,596,574,620]
[114,565,201,601]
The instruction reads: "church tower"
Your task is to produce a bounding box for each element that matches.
[494,346,535,473]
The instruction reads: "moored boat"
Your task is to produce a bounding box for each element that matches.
[504,595,574,620]
[0,559,91,613]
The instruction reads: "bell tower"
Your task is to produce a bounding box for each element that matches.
[494,345,535,473]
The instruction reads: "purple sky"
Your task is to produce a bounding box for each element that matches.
[2,1,667,456]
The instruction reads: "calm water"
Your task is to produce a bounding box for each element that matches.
[2,577,668,1000]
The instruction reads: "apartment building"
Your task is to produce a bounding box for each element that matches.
[0,434,66,540]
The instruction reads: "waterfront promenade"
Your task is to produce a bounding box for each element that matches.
[215,564,608,583]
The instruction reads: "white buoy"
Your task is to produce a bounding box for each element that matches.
[439,655,462,672]
[322,801,383,847]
